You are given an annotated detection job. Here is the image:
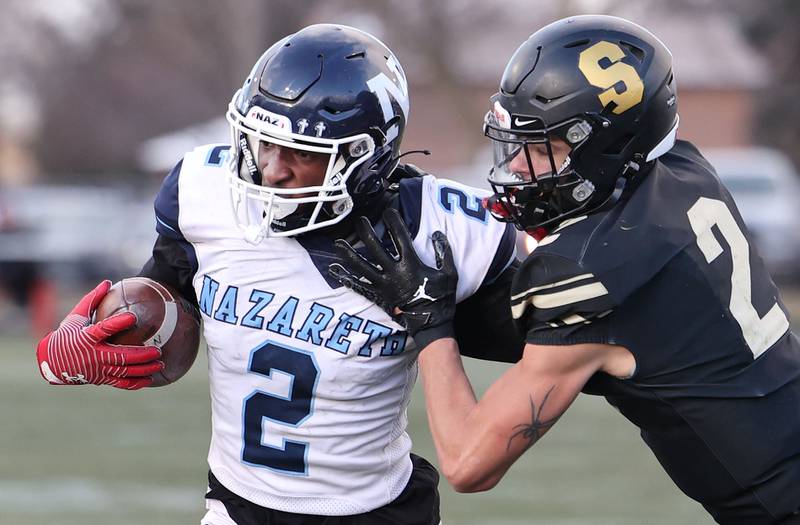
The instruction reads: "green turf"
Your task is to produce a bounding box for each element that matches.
[2,336,711,524]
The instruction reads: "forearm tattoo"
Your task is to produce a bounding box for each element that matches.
[506,385,559,451]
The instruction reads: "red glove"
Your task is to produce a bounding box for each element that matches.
[36,280,163,390]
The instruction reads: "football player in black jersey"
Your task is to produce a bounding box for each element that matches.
[330,15,800,524]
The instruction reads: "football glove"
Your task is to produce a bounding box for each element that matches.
[35,280,163,390]
[329,208,458,350]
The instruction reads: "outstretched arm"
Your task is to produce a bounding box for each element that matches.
[329,211,631,491]
[417,338,608,492]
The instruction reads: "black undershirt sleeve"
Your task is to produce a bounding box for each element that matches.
[138,234,198,308]
[453,260,524,364]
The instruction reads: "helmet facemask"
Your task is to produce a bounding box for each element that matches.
[226,92,377,242]
[484,108,599,232]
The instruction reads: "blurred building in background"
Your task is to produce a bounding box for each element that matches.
[0,0,798,337]
[136,0,773,174]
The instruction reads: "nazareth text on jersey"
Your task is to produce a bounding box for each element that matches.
[151,144,516,516]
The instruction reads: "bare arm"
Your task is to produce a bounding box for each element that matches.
[419,338,628,492]
[325,217,634,489]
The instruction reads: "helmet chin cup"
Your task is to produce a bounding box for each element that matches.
[271,200,299,221]
[244,224,267,245]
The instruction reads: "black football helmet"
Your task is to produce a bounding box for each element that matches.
[226,24,409,241]
[484,15,679,233]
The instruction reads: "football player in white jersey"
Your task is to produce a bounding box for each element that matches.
[34,24,523,524]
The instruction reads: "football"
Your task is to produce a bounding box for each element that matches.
[94,277,201,387]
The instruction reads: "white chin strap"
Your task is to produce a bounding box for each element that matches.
[244,224,267,245]
[241,198,300,245]
[271,200,299,221]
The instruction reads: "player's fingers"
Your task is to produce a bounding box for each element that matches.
[329,264,382,304]
[332,239,383,284]
[383,209,420,265]
[328,263,358,288]
[431,231,457,275]
[70,280,113,317]
[104,361,164,378]
[106,376,153,390]
[97,343,162,365]
[84,312,137,341]
[126,361,164,377]
[354,216,395,269]
[88,280,114,312]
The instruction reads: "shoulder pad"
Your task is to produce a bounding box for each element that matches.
[511,251,616,328]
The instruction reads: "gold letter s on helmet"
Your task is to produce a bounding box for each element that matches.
[578,40,644,114]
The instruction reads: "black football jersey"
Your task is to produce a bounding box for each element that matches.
[512,140,800,523]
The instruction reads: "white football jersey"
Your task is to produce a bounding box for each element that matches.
[153,144,516,515]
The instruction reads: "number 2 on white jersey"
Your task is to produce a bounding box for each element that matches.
[687,197,789,358]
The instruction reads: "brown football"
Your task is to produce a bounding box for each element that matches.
[94,277,201,387]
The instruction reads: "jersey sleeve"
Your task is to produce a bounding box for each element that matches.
[397,175,522,362]
[511,251,618,345]
[407,176,517,302]
[154,160,186,241]
[141,159,199,304]
[139,235,198,306]
[454,261,525,363]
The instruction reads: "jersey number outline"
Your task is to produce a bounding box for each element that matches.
[687,197,789,358]
[439,186,488,223]
[242,341,320,475]
[578,41,644,115]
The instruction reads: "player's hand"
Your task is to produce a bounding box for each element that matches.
[35,280,163,390]
[329,208,458,350]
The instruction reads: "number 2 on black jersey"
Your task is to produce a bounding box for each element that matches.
[687,197,789,358]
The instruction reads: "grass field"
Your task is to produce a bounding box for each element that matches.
[0,334,717,525]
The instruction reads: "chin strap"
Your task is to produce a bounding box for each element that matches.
[595,175,628,213]
[526,227,549,241]
[593,156,647,214]
[244,224,268,245]
[483,156,649,244]
[482,194,515,223]
[396,149,431,161]
[386,152,432,184]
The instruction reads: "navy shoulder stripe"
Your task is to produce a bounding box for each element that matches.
[154,159,185,241]
[483,224,517,286]
[397,177,424,239]
[295,234,344,289]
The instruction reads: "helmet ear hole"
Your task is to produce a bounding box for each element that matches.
[353,175,382,195]
[603,134,636,156]
[368,150,392,176]
[360,150,392,187]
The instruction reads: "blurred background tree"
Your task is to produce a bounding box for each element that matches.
[2,0,797,179]
[734,0,800,170]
